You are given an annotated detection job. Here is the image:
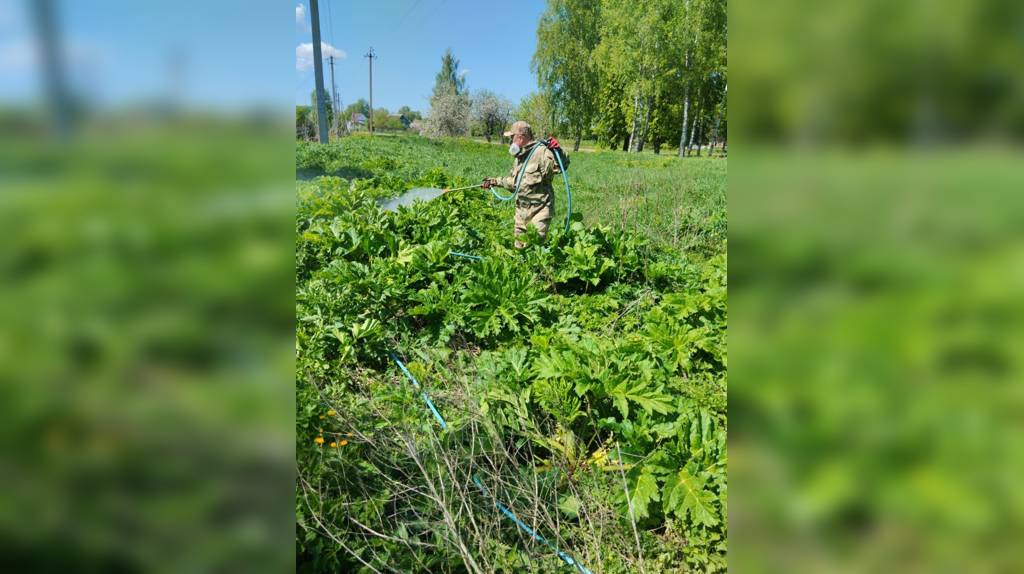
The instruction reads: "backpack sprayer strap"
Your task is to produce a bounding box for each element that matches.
[512,144,542,197]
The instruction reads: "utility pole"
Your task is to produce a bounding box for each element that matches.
[31,0,72,139]
[309,0,329,143]
[364,47,376,135]
[329,55,340,137]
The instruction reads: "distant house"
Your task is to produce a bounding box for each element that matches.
[346,112,368,132]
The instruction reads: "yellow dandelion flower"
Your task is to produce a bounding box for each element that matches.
[339,439,349,447]
[314,436,324,445]
[329,442,337,448]
[319,415,324,420]
[327,409,335,416]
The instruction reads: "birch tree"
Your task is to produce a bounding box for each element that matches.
[533,0,602,151]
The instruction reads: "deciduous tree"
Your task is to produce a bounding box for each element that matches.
[471,90,513,142]
[533,0,602,151]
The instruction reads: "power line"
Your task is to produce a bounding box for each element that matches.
[326,0,336,51]
[324,1,340,136]
[395,0,424,31]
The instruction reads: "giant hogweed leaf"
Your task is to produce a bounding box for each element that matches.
[504,347,529,380]
[395,242,417,265]
[461,259,549,338]
[558,495,581,519]
[606,376,674,418]
[645,317,717,374]
[556,239,615,287]
[675,407,726,469]
[629,471,661,522]
[531,377,582,424]
[666,467,719,528]
[532,349,573,380]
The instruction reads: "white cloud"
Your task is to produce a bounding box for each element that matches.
[295,3,306,25]
[296,42,346,72]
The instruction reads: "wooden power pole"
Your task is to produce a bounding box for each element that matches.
[364,47,376,135]
[329,55,340,137]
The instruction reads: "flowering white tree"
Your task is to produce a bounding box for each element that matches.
[424,92,470,138]
[424,49,471,138]
[471,90,513,142]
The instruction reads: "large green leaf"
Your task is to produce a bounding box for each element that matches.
[666,467,719,528]
[629,471,661,521]
[607,377,675,418]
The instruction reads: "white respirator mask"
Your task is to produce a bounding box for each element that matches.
[508,142,521,156]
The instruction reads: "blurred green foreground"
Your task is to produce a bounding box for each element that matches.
[0,118,294,573]
[729,0,1024,570]
[730,150,1024,573]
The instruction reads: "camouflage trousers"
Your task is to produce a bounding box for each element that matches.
[514,198,553,249]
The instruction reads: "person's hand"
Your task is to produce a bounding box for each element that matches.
[481,178,496,189]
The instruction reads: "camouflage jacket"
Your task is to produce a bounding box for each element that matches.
[496,140,561,206]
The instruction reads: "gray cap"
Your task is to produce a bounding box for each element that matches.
[503,120,533,138]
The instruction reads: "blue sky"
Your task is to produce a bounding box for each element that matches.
[295,0,547,113]
[0,1,546,112]
[0,1,293,108]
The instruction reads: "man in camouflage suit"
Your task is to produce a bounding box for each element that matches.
[482,121,561,249]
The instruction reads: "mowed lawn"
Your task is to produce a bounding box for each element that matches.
[296,134,726,258]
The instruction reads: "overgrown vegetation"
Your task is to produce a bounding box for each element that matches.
[296,136,726,572]
[3,125,294,573]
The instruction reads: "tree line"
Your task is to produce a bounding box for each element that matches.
[421,1,726,155]
[533,0,726,155]
[296,96,423,140]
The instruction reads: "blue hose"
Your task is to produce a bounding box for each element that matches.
[388,351,594,572]
[472,476,593,574]
[388,351,449,431]
[389,350,592,571]
[490,142,573,235]
[553,150,571,234]
[448,251,483,261]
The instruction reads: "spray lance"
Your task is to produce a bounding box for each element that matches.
[441,183,485,194]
